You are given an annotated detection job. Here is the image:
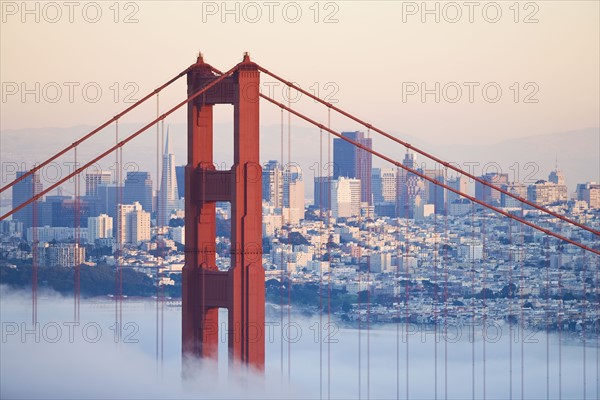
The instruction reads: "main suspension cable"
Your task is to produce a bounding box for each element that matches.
[0,65,201,195]
[2,65,240,222]
[259,92,600,256]
[256,66,599,237]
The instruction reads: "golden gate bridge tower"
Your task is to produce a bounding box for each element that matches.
[182,53,265,370]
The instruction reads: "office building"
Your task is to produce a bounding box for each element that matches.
[475,172,509,206]
[333,131,372,204]
[45,243,85,268]
[118,202,151,245]
[331,177,361,219]
[423,168,446,214]
[50,199,91,228]
[262,160,283,208]
[124,171,153,212]
[446,176,469,209]
[95,184,123,221]
[175,165,185,199]
[88,214,113,243]
[85,171,112,197]
[396,152,425,218]
[158,131,179,226]
[576,182,600,209]
[501,183,527,208]
[283,171,305,224]
[12,170,43,231]
[372,168,397,204]
[527,180,568,206]
[313,176,331,211]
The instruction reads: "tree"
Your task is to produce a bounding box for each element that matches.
[357,290,369,303]
[477,288,495,299]
[169,218,185,227]
[342,300,352,313]
[500,283,517,298]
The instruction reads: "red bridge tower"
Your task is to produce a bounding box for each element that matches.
[182,53,265,370]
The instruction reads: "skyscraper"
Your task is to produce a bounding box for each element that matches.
[85,171,112,197]
[475,172,509,206]
[158,130,179,226]
[95,184,123,221]
[124,171,153,212]
[331,177,361,219]
[44,243,85,268]
[501,182,527,208]
[423,168,446,214]
[117,202,151,245]
[262,160,283,208]
[38,193,70,227]
[12,170,43,231]
[372,168,397,217]
[548,159,566,185]
[576,182,600,209]
[313,176,331,211]
[527,180,568,206]
[88,214,113,243]
[396,152,425,218]
[283,170,305,223]
[333,131,372,205]
[446,176,469,207]
[175,165,185,199]
[50,199,91,227]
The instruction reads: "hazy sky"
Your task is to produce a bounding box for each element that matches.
[1,1,599,146]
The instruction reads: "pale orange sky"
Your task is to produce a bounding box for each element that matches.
[1,1,599,145]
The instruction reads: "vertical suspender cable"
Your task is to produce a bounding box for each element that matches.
[74,146,80,323]
[121,122,125,334]
[396,202,401,400]
[404,154,410,400]
[444,167,449,400]
[471,199,476,400]
[366,127,371,400]
[592,253,600,398]
[115,119,121,344]
[358,177,362,400]
[481,193,487,400]
[545,235,550,400]
[582,246,587,399]
[162,121,165,372]
[558,224,563,400]
[433,164,439,400]
[327,106,332,400]
[155,93,161,371]
[118,121,124,339]
[159,119,165,367]
[31,173,38,326]
[160,119,165,374]
[279,106,284,382]
[287,86,292,384]
[319,125,323,400]
[509,214,513,400]
[520,204,525,400]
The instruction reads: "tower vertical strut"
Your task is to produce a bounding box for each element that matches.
[182,53,265,371]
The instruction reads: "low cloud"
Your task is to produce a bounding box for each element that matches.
[1,286,595,399]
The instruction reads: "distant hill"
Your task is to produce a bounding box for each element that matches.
[1,125,597,199]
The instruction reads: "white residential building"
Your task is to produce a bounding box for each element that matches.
[331,177,361,219]
[88,214,113,243]
[118,202,151,245]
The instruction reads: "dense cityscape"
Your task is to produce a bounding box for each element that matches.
[2,130,599,340]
